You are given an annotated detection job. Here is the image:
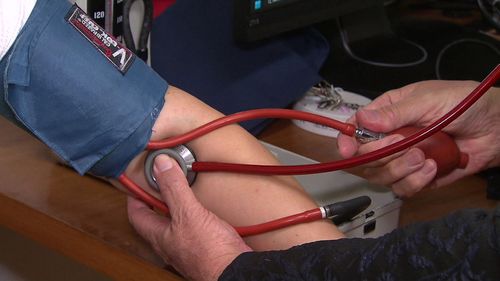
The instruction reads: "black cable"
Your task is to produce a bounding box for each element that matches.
[123,0,154,61]
[336,18,428,68]
[435,38,500,79]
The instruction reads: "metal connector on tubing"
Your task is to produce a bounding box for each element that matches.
[322,196,372,220]
[355,128,386,143]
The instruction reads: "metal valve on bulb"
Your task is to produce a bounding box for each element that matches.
[356,126,468,177]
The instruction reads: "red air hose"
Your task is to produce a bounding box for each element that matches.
[119,64,500,237]
[118,173,324,236]
[184,65,500,175]
[147,109,357,150]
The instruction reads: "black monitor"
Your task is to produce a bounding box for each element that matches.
[233,0,425,68]
[233,0,386,43]
[233,0,433,98]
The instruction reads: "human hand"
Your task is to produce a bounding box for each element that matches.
[338,80,500,197]
[127,155,252,281]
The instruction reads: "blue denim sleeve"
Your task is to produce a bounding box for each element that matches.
[0,0,168,178]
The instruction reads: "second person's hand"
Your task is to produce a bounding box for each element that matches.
[338,80,500,197]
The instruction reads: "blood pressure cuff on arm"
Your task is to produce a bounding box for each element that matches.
[0,0,167,178]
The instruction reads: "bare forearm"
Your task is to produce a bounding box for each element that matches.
[120,86,343,250]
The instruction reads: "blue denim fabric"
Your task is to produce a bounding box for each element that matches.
[1,0,168,177]
[0,48,22,128]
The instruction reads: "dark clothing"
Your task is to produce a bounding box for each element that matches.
[151,0,329,134]
[220,205,500,280]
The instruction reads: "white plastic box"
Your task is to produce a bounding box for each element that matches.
[264,142,402,238]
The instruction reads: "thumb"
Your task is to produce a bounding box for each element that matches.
[153,154,200,216]
[356,101,422,133]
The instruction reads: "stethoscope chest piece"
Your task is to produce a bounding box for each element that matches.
[144,145,197,191]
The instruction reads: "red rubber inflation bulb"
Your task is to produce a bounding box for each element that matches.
[392,127,469,177]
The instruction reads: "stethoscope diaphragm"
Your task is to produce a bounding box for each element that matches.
[144,145,197,191]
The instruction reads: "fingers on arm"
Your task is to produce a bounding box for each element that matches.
[127,155,196,248]
[127,196,169,245]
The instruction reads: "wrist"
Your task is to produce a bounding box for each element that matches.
[209,246,253,281]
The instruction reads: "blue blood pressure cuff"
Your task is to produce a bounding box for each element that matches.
[0,0,167,178]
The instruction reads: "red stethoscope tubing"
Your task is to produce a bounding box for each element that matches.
[119,171,324,237]
[146,109,358,150]
[119,64,500,237]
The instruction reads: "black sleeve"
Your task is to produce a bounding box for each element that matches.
[220,205,500,280]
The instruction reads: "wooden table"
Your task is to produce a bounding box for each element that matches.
[0,117,497,280]
[0,117,180,281]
